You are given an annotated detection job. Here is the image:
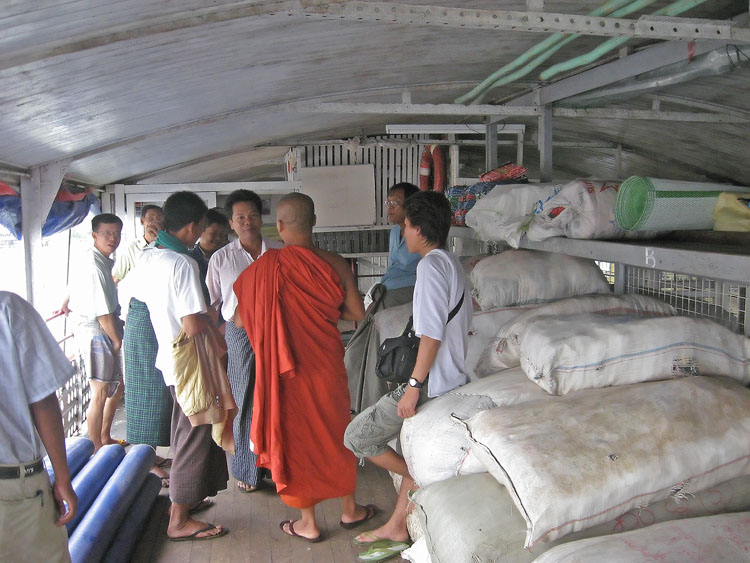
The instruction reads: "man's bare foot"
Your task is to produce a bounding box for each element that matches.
[237,480,259,493]
[150,464,169,488]
[167,518,226,541]
[101,438,129,447]
[354,526,409,545]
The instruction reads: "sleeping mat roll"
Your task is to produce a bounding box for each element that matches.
[44,436,95,484]
[69,444,155,563]
[66,444,126,534]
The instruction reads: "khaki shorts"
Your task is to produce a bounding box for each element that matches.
[344,383,430,459]
[0,465,70,563]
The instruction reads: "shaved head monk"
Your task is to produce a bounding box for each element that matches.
[234,193,378,542]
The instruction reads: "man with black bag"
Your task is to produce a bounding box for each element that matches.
[344,191,472,560]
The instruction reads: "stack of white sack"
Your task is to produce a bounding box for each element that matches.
[519,313,750,395]
[460,376,750,549]
[532,512,750,563]
[464,182,563,247]
[525,179,662,242]
[470,250,611,311]
[476,293,677,377]
[410,471,750,563]
[401,368,551,488]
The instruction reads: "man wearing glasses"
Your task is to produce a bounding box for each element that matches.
[347,182,422,414]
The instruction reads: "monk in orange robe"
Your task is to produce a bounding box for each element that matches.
[234,192,377,542]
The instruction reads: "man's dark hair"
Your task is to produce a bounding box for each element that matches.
[388,182,419,200]
[91,213,123,231]
[403,191,452,248]
[163,191,208,233]
[206,208,230,228]
[140,204,163,218]
[225,189,262,218]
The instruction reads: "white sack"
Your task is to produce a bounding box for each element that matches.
[531,512,750,563]
[462,376,750,548]
[465,183,563,247]
[401,368,551,488]
[412,472,750,563]
[470,250,611,311]
[520,313,750,394]
[477,293,677,377]
[373,301,413,343]
[525,179,625,241]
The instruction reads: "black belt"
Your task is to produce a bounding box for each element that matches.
[0,460,44,479]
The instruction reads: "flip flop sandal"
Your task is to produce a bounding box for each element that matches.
[279,520,323,543]
[169,525,228,542]
[155,457,173,469]
[357,540,411,562]
[113,439,130,447]
[237,481,260,493]
[340,504,379,529]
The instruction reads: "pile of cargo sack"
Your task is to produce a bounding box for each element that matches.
[367,249,750,563]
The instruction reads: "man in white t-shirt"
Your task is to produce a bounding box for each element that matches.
[344,191,472,554]
[129,191,229,543]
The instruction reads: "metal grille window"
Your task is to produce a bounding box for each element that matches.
[596,261,615,286]
[622,265,746,335]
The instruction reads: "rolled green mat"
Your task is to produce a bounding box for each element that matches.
[615,176,750,231]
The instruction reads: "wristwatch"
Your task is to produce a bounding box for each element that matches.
[407,377,424,389]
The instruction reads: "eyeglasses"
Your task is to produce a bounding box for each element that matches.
[385,200,402,209]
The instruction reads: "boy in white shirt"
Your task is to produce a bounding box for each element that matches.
[344,191,472,554]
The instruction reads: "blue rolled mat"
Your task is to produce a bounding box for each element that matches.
[101,472,162,563]
[44,437,95,484]
[69,444,155,563]
[66,444,126,535]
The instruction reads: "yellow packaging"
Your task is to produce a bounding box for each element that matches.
[712,192,750,232]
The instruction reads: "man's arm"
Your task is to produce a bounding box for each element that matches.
[182,312,209,337]
[97,313,122,354]
[397,335,440,418]
[30,394,77,526]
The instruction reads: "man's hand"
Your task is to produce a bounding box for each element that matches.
[397,386,420,419]
[54,297,71,317]
[53,479,77,526]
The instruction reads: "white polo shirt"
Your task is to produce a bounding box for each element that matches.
[128,247,207,386]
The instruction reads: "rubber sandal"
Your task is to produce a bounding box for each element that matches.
[169,525,228,542]
[188,498,214,514]
[237,481,260,493]
[341,504,378,529]
[357,539,411,562]
[279,520,323,543]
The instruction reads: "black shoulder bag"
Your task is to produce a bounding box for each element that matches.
[375,292,465,384]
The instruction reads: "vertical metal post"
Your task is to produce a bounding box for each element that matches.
[516,132,524,165]
[615,143,623,179]
[485,119,498,172]
[614,263,625,294]
[538,105,553,181]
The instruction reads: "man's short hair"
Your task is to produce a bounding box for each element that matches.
[388,182,419,200]
[225,189,262,218]
[91,213,123,231]
[403,191,452,248]
[163,191,208,232]
[140,204,163,219]
[206,208,230,228]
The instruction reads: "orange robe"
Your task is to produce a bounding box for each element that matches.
[233,246,357,507]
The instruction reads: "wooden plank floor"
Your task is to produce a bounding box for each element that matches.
[130,448,401,563]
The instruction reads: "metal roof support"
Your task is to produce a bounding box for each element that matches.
[538,106,553,182]
[20,160,70,305]
[485,120,498,171]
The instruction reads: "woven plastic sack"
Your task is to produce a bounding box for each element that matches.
[412,472,750,563]
[476,293,676,377]
[401,367,551,488]
[479,163,528,183]
[713,191,750,232]
[532,513,750,563]
[461,376,750,548]
[465,183,562,247]
[469,250,611,311]
[520,313,750,395]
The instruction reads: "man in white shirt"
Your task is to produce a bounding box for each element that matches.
[344,191,472,554]
[206,190,283,493]
[60,214,125,453]
[0,291,77,563]
[129,191,229,542]
[112,204,163,282]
